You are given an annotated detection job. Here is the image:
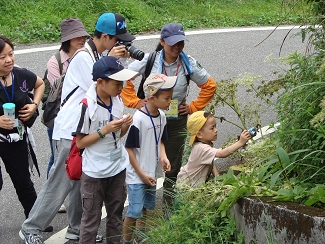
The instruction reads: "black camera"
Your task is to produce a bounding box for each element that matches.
[248,127,257,137]
[117,41,144,61]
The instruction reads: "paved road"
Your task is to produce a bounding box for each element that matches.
[0,26,307,243]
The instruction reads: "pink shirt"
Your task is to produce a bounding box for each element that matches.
[46,50,70,85]
[177,142,219,187]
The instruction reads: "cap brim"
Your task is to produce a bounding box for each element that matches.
[188,135,196,146]
[163,35,188,46]
[160,76,177,90]
[107,69,138,81]
[115,32,135,42]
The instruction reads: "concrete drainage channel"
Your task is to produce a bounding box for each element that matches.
[231,196,325,243]
[216,123,325,243]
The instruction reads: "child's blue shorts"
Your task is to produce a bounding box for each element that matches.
[125,184,156,219]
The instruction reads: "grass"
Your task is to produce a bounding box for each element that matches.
[0,0,309,44]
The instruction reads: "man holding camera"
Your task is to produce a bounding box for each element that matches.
[20,12,135,244]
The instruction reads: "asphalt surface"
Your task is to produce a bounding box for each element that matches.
[0,26,307,243]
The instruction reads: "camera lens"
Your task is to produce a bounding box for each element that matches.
[126,45,144,61]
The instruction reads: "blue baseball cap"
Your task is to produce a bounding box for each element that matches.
[95,13,135,42]
[161,23,188,46]
[92,56,138,81]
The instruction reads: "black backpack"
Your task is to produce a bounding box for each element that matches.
[41,52,62,110]
[136,51,190,99]
[137,51,157,99]
[41,49,88,128]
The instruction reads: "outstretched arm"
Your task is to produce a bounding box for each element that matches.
[216,130,251,158]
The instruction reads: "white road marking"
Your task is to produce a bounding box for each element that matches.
[14,26,299,55]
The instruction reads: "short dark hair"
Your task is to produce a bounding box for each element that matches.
[155,43,163,52]
[59,40,70,53]
[93,30,114,39]
[153,88,173,98]
[0,35,14,53]
[203,111,213,119]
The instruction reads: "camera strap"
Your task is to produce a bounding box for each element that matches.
[87,39,100,61]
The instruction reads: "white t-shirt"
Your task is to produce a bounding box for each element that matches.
[53,42,99,140]
[125,109,168,184]
[73,82,129,178]
[177,142,219,187]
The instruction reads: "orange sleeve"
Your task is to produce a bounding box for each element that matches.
[189,76,217,114]
[121,80,141,108]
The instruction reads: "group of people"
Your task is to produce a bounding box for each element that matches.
[0,11,252,244]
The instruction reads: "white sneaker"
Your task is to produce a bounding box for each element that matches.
[58,204,67,213]
[19,229,44,244]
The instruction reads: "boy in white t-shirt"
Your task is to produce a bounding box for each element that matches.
[72,56,137,243]
[122,74,176,244]
[177,111,251,188]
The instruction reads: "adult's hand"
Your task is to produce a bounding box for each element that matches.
[178,101,190,115]
[108,45,130,59]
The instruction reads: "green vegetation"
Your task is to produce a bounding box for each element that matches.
[0,0,309,44]
[3,0,324,242]
[134,1,325,243]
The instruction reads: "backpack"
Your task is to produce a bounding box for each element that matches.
[65,99,89,180]
[41,52,62,110]
[41,49,88,128]
[137,51,157,99]
[136,51,191,99]
[65,136,83,180]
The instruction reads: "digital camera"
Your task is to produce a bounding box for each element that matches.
[116,41,144,61]
[248,127,257,137]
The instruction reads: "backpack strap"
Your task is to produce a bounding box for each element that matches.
[137,51,157,99]
[60,85,78,107]
[54,51,63,75]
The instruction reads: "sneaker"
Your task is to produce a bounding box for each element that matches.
[96,235,103,242]
[65,231,79,240]
[58,204,67,213]
[42,225,53,232]
[19,229,44,244]
[65,231,103,242]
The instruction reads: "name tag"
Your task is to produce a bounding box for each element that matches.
[163,100,178,120]
[110,147,122,162]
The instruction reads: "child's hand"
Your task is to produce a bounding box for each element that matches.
[140,173,156,186]
[160,157,171,173]
[102,119,123,134]
[120,113,133,126]
[239,130,251,146]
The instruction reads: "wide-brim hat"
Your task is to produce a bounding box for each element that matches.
[60,18,89,43]
[92,56,138,81]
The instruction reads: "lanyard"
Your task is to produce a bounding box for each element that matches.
[97,95,117,148]
[0,72,14,102]
[145,104,162,163]
[163,59,181,76]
